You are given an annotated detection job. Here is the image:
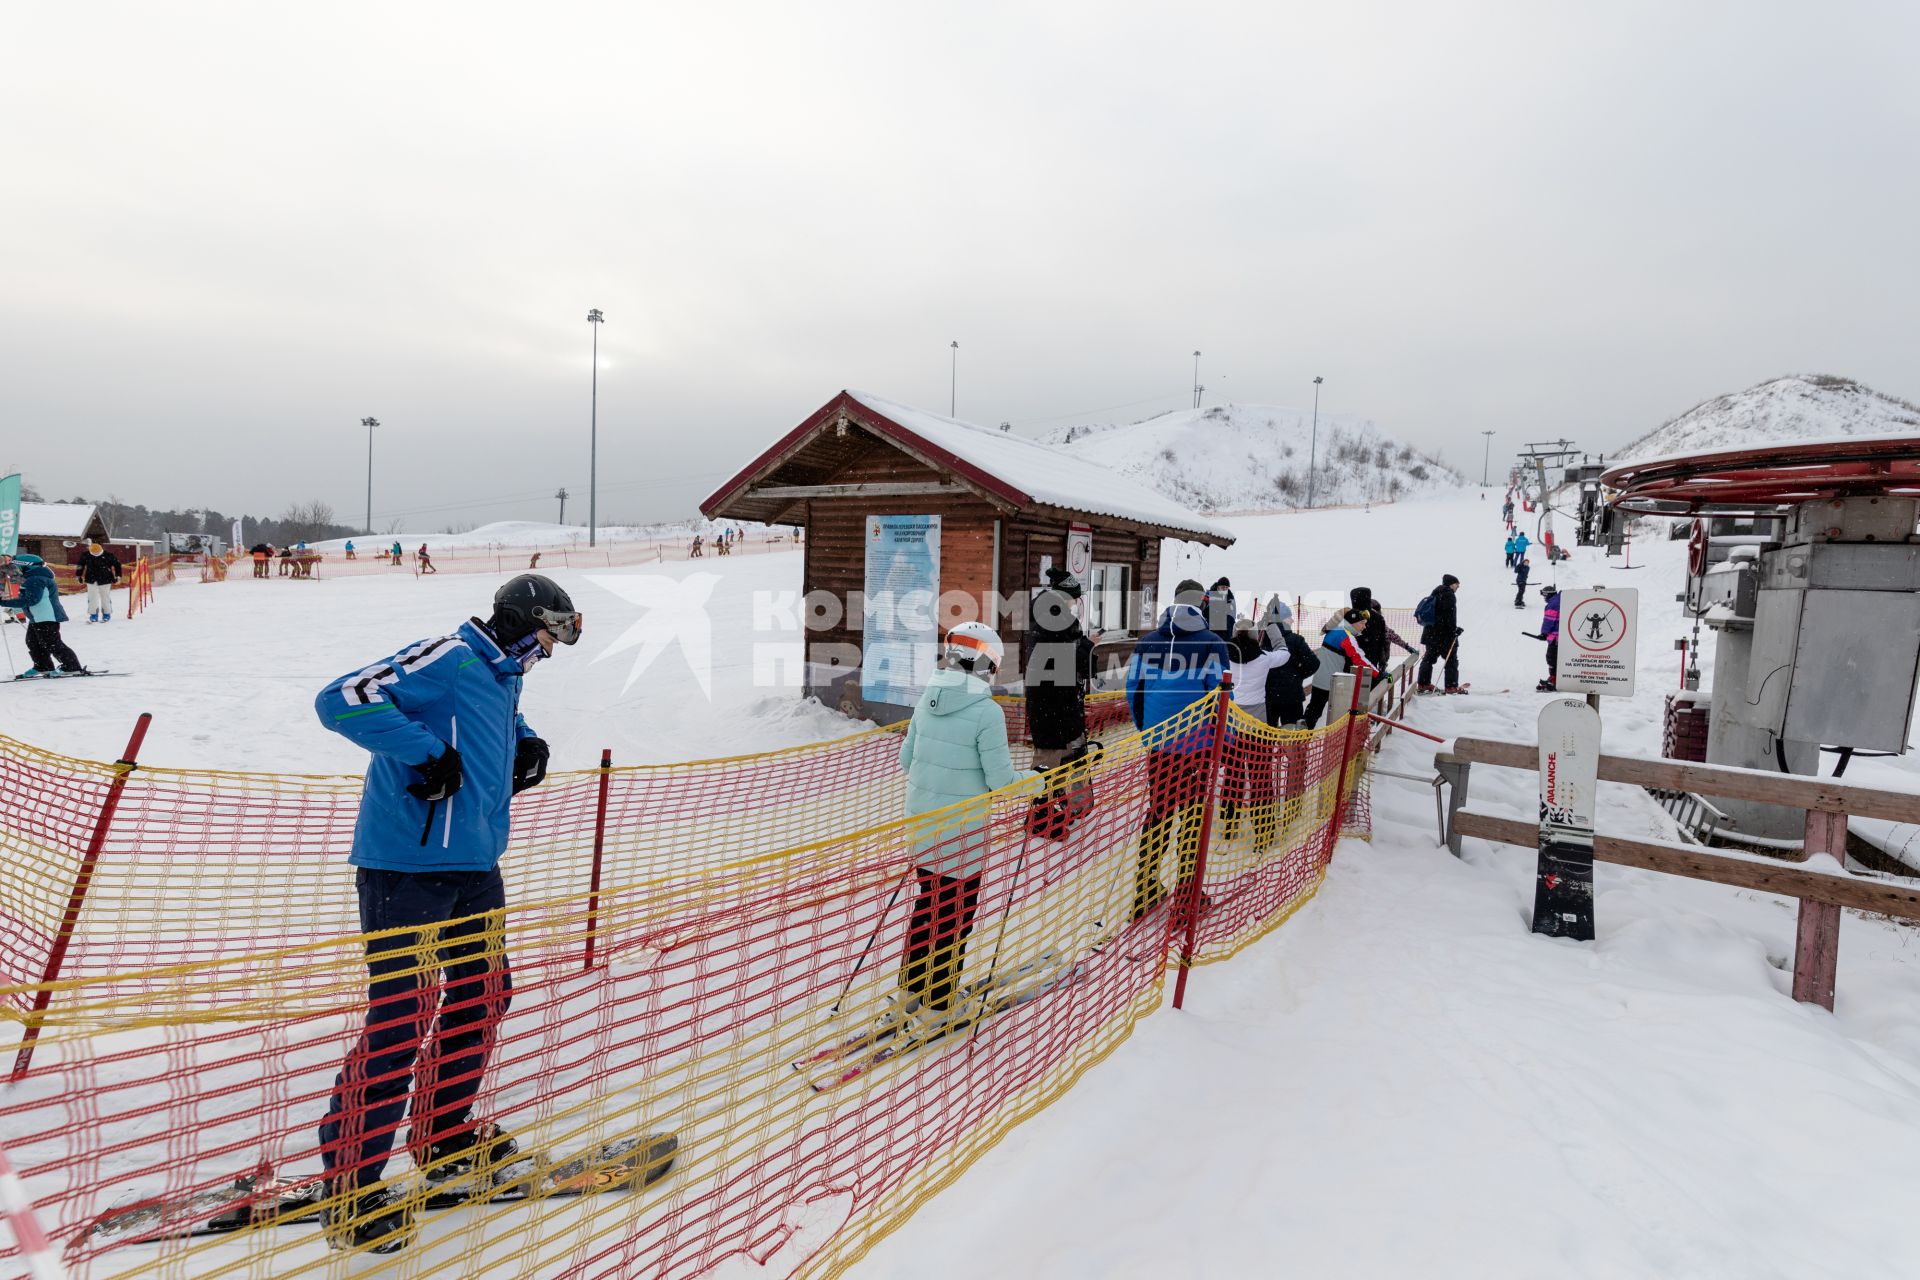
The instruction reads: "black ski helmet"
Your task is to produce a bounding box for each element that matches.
[490,574,581,645]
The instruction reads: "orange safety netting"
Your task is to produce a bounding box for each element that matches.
[1,686,1369,1280]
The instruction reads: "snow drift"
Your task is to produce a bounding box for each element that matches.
[1045,403,1462,513]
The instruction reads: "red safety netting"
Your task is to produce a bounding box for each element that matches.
[0,686,1370,1280]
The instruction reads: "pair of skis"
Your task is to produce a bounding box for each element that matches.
[78,1133,678,1248]
[7,668,126,683]
[795,951,1088,1092]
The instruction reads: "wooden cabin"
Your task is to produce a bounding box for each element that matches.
[701,390,1233,721]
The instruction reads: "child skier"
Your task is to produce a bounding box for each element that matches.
[896,622,1037,1039]
[313,574,579,1252]
[1533,586,1561,691]
[0,554,85,676]
[1514,557,1530,608]
[1305,608,1377,728]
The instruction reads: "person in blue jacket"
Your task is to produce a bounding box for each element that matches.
[1513,531,1530,563]
[1124,579,1231,922]
[895,621,1037,1039]
[312,574,580,1253]
[1,554,85,676]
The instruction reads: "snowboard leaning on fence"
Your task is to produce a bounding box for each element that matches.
[1531,698,1600,941]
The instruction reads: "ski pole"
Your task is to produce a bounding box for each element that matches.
[966,823,1038,1046]
[830,867,913,1014]
[0,621,16,678]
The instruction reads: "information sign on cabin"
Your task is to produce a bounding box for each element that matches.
[701,390,1234,723]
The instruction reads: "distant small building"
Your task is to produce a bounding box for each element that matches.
[16,502,152,585]
[702,390,1234,720]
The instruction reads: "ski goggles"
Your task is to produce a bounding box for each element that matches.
[534,606,583,645]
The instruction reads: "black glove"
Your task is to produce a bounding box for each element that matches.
[1455,627,1465,636]
[406,745,463,802]
[512,737,550,794]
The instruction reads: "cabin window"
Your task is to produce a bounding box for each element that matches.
[1087,562,1130,633]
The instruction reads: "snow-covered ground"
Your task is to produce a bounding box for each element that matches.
[2,551,847,771]
[14,489,1920,1278]
[855,492,1920,1280]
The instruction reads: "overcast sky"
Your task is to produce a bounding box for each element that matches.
[4,1,1915,530]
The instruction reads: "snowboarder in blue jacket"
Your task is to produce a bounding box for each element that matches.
[1124,579,1231,922]
[312,574,580,1253]
[1,554,85,676]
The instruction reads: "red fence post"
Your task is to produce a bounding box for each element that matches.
[11,712,152,1081]
[1792,808,1847,1010]
[1172,675,1235,1011]
[1323,674,1367,857]
[583,749,612,971]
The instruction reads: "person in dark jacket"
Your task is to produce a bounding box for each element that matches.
[1,554,85,676]
[1257,597,1318,728]
[1124,579,1231,922]
[1024,568,1098,769]
[311,574,579,1253]
[1304,609,1378,728]
[76,542,122,623]
[1350,587,1417,680]
[1416,574,1464,693]
[1513,557,1531,608]
[1204,576,1237,641]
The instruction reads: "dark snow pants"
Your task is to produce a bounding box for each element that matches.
[902,869,982,1010]
[1134,750,1209,918]
[1418,641,1459,689]
[25,622,81,673]
[319,867,512,1190]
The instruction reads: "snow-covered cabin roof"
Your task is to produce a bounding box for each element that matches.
[18,502,104,539]
[702,390,1234,545]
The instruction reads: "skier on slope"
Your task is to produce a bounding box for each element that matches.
[1125,579,1232,922]
[1533,585,1561,691]
[1,554,85,677]
[1513,531,1530,563]
[1514,556,1530,608]
[1415,574,1466,694]
[76,541,122,623]
[896,622,1037,1039]
[312,574,579,1253]
[1503,533,1517,569]
[1304,608,1378,728]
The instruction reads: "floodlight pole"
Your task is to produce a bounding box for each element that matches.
[950,340,958,416]
[361,417,379,534]
[1481,429,1495,486]
[588,309,603,547]
[1307,376,1323,508]
[1192,350,1201,408]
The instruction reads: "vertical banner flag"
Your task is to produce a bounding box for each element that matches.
[0,473,20,558]
[862,514,942,707]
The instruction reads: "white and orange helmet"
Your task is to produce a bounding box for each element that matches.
[944,621,1004,674]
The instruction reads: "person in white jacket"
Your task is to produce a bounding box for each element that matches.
[1222,621,1290,845]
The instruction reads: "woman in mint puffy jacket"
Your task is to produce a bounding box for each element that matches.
[895,621,1037,1032]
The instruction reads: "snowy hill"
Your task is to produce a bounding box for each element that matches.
[1617,373,1920,465]
[1043,403,1463,512]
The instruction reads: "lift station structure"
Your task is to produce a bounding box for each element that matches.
[1603,434,1920,845]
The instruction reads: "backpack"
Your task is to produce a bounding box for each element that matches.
[1414,593,1438,627]
[1287,631,1321,679]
